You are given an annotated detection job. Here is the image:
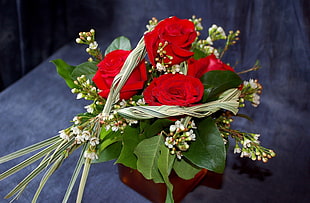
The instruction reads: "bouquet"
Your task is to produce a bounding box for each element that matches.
[0,16,275,203]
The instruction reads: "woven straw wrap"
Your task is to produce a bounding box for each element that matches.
[101,36,241,120]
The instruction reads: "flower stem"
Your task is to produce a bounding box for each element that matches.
[76,158,91,203]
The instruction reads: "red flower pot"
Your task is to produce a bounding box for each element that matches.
[118,164,212,203]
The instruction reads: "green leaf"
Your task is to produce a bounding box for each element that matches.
[71,61,98,82]
[104,36,131,56]
[98,131,121,152]
[158,145,175,203]
[200,70,242,102]
[94,129,122,163]
[183,117,226,173]
[51,59,76,88]
[143,119,174,138]
[115,126,143,169]
[134,135,164,183]
[93,141,122,163]
[193,48,207,60]
[173,159,201,180]
[100,128,112,140]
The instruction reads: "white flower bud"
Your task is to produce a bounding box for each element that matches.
[84,151,98,160]
[156,63,166,71]
[89,41,98,49]
[82,131,91,140]
[71,88,77,94]
[206,36,213,45]
[179,124,185,131]
[76,93,83,99]
[170,125,176,132]
[76,38,82,43]
[89,137,100,146]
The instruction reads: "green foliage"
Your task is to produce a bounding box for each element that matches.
[158,145,175,203]
[94,129,122,163]
[104,36,132,56]
[134,135,165,183]
[173,159,201,180]
[201,70,242,102]
[192,48,207,60]
[51,59,76,88]
[71,61,98,82]
[115,126,144,169]
[183,117,226,173]
[143,119,174,138]
[93,142,122,163]
[51,59,98,89]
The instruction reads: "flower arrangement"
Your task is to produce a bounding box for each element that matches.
[0,16,275,202]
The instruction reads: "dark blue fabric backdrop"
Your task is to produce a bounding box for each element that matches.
[0,0,309,202]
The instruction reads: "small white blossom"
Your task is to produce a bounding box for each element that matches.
[196,22,203,30]
[252,93,260,107]
[89,137,100,146]
[213,49,219,58]
[75,135,85,144]
[156,63,166,72]
[234,147,241,154]
[170,125,177,132]
[217,26,226,38]
[243,139,252,148]
[59,130,70,141]
[171,65,181,73]
[206,36,213,45]
[71,88,78,94]
[146,24,156,31]
[76,93,83,99]
[136,98,145,105]
[75,38,82,43]
[108,114,114,120]
[126,119,138,126]
[91,87,97,92]
[176,151,183,160]
[172,120,185,131]
[240,151,251,158]
[73,116,80,125]
[249,79,258,89]
[82,131,91,141]
[190,120,197,129]
[179,124,185,131]
[111,126,119,132]
[209,24,218,33]
[254,134,260,140]
[84,104,94,113]
[165,137,175,149]
[119,99,127,108]
[84,151,98,160]
[89,41,98,49]
[72,126,81,135]
[105,125,111,131]
[185,130,196,141]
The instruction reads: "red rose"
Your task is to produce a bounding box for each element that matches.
[144,16,197,66]
[143,74,204,106]
[93,50,147,100]
[187,54,235,78]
